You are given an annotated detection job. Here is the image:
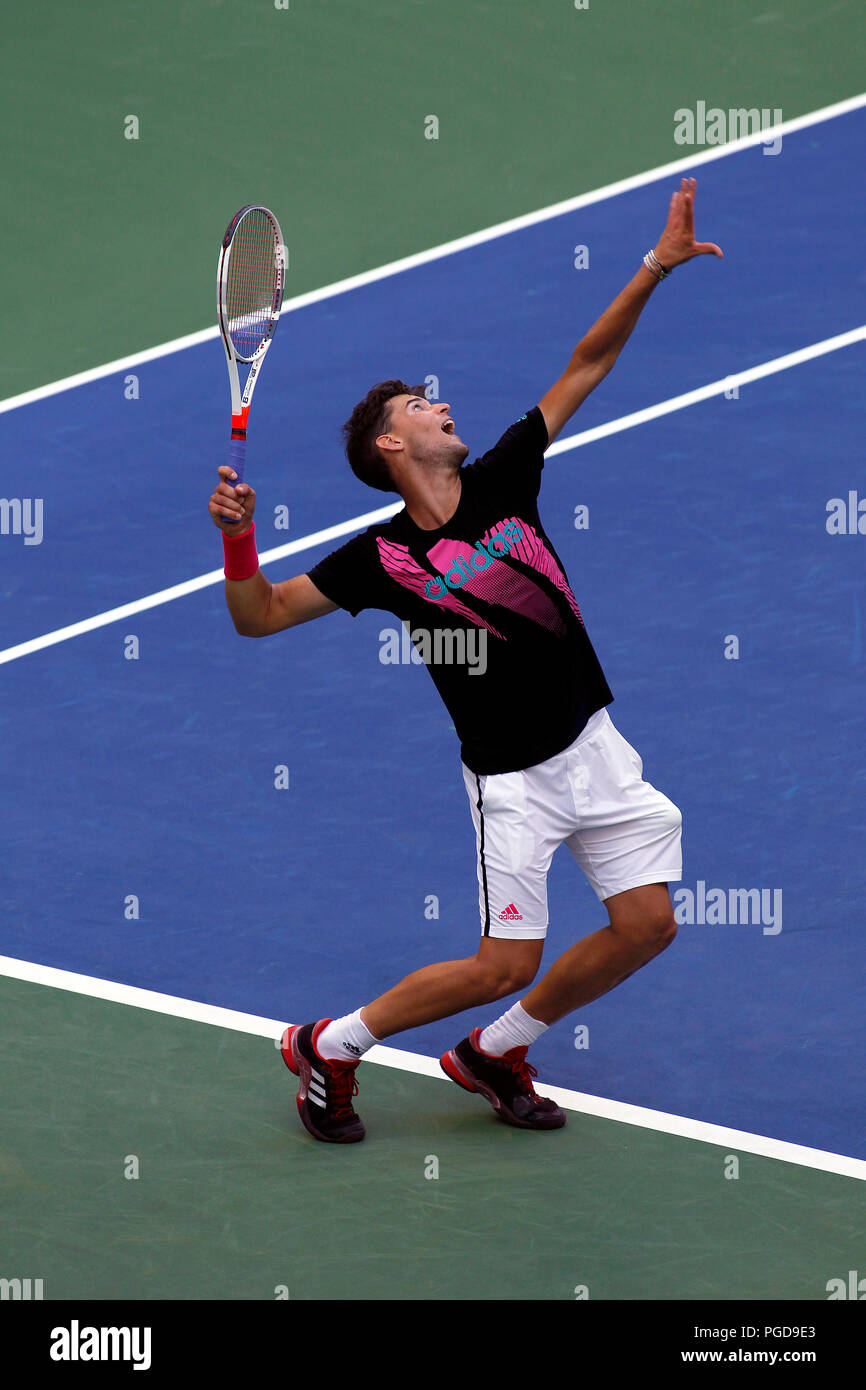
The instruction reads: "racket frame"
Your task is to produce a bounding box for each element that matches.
[216,204,285,491]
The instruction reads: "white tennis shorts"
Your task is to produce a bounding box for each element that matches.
[462,708,683,939]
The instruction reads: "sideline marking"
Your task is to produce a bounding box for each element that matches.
[1,93,863,417]
[1,325,862,667]
[1,953,863,1181]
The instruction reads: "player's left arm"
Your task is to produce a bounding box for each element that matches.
[537,178,722,445]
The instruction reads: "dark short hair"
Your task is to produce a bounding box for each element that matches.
[342,380,426,493]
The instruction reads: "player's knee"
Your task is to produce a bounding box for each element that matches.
[638,906,677,956]
[473,955,539,1002]
[499,962,540,996]
[653,912,677,953]
[613,903,677,956]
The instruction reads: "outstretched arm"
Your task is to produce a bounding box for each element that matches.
[537,177,722,444]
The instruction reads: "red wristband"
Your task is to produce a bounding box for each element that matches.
[223,521,259,581]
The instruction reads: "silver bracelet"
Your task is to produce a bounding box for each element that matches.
[643,249,670,280]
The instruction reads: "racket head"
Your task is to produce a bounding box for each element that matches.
[217,205,285,365]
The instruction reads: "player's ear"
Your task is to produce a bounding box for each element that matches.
[376,432,403,455]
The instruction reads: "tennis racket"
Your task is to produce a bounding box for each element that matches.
[216,204,285,520]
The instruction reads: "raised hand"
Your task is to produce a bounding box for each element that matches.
[653,177,723,269]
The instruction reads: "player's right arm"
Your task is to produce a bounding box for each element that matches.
[209,466,338,636]
[226,569,338,637]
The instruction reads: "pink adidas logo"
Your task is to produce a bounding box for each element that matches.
[498,902,523,921]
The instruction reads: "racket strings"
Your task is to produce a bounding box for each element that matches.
[224,210,280,359]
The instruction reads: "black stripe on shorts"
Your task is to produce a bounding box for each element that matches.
[474,773,491,937]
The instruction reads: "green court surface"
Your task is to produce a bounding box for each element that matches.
[0,975,862,1302]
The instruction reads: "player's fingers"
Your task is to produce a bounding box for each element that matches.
[211,500,246,522]
[217,466,241,484]
[684,179,699,233]
[215,473,255,505]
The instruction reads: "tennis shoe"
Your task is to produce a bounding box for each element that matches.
[440,1028,566,1130]
[281,1019,365,1143]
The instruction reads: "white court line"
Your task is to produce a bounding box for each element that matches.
[0,503,401,666]
[1,953,863,1181]
[1,323,862,668]
[0,92,863,417]
[545,325,865,455]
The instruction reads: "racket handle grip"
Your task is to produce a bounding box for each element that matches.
[223,436,247,524]
[228,435,246,486]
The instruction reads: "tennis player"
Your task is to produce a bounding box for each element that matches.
[209,178,721,1143]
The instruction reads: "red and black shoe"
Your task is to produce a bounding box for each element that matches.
[281,1019,365,1144]
[440,1028,566,1130]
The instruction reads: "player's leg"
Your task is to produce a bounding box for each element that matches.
[438,755,572,1129]
[282,760,556,1143]
[444,711,682,1129]
[354,755,556,1043]
[439,883,676,1133]
[517,708,682,1026]
[518,880,677,1025]
[281,936,544,1145]
[359,933,544,1040]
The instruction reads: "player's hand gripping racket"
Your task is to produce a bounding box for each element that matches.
[216,205,285,521]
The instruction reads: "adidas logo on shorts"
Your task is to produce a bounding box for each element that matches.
[498,902,523,921]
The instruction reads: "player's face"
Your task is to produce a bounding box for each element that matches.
[386,394,469,467]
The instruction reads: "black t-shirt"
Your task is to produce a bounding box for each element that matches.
[307,406,613,774]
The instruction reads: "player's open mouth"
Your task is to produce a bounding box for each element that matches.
[442,419,455,433]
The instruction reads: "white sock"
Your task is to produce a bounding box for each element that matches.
[316,1008,379,1063]
[478,1002,549,1056]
